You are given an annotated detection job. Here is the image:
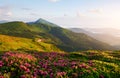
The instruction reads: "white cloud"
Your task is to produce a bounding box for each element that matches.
[0,6,13,17]
[6,12,13,16]
[48,0,60,2]
[29,13,38,16]
[22,8,32,11]
[76,11,86,17]
[88,8,103,14]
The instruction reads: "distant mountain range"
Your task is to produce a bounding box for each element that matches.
[69,28,120,49]
[0,20,9,23]
[0,18,114,52]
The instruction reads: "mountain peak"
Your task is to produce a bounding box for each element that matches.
[33,18,59,27]
[35,18,48,24]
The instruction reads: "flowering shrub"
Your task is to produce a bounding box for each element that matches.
[0,51,120,78]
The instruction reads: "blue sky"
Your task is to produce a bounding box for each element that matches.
[0,0,120,28]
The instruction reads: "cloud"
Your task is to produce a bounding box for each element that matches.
[0,6,13,17]
[76,11,86,17]
[29,13,38,16]
[6,12,12,16]
[48,0,60,2]
[22,8,32,11]
[88,8,103,14]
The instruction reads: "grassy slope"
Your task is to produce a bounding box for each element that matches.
[49,27,113,51]
[70,50,120,78]
[30,22,114,51]
[0,22,36,38]
[0,34,61,52]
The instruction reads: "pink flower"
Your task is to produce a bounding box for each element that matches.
[0,61,4,67]
[50,73,54,78]
[20,75,26,78]
[39,70,48,76]
[80,72,84,75]
[20,65,27,71]
[3,52,37,62]
[25,68,30,73]
[10,60,13,65]
[86,70,91,73]
[24,63,31,67]
[78,63,89,69]
[0,76,4,78]
[93,68,97,71]
[56,72,66,77]
[88,60,93,64]
[71,61,77,65]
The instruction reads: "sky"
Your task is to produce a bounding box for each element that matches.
[0,0,120,28]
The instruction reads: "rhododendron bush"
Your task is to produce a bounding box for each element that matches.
[0,51,120,78]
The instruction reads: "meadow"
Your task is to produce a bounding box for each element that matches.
[0,51,120,78]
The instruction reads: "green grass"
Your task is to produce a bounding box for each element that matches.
[0,34,61,52]
[68,51,120,78]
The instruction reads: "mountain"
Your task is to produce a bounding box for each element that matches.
[69,28,90,34]
[69,28,120,49]
[0,19,114,52]
[0,22,36,38]
[28,18,59,27]
[0,20,9,23]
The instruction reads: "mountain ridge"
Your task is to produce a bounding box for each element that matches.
[69,28,120,50]
[0,18,115,51]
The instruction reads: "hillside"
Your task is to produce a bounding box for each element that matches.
[29,19,114,51]
[0,22,36,38]
[0,19,114,51]
[69,28,120,49]
[0,34,61,52]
